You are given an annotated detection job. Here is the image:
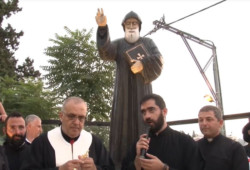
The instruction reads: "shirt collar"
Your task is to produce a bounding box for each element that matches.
[205,133,222,143]
[61,127,80,143]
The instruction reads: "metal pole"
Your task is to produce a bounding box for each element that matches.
[212,47,226,135]
[147,19,226,134]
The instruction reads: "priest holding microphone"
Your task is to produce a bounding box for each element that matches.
[122,94,203,170]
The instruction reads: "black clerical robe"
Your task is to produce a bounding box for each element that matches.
[3,141,28,170]
[21,127,114,170]
[121,126,203,170]
[0,145,10,170]
[97,25,163,167]
[198,134,249,170]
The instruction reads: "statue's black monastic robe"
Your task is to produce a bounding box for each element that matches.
[97,25,163,166]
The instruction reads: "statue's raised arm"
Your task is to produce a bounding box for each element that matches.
[95,8,107,27]
[95,9,163,169]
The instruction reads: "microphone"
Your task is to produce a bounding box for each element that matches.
[140,126,151,158]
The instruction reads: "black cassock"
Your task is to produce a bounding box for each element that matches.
[97,25,163,166]
[2,142,27,170]
[122,126,203,170]
[20,128,114,170]
[0,146,9,170]
[198,134,249,170]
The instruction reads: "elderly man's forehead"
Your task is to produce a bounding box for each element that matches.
[64,100,87,111]
[66,99,86,106]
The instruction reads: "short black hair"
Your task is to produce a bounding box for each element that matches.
[199,105,222,121]
[140,94,166,109]
[5,112,24,128]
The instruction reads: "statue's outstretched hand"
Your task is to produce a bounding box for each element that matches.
[95,8,107,27]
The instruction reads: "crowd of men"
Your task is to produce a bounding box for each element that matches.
[1,94,249,170]
[0,8,249,170]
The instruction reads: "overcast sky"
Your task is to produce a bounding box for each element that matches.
[5,0,250,139]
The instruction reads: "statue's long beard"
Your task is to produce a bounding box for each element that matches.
[125,30,140,43]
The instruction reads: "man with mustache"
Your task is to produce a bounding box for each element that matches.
[96,9,163,169]
[21,96,114,170]
[122,94,203,170]
[3,112,28,170]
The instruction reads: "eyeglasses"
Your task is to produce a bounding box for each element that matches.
[124,21,139,27]
[64,113,86,122]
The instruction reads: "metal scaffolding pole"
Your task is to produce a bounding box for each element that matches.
[145,18,225,134]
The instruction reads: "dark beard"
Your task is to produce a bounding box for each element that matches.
[6,134,26,150]
[148,112,165,134]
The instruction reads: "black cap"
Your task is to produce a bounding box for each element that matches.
[122,11,142,32]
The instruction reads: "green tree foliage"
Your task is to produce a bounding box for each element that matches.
[0,0,41,80]
[0,1,54,138]
[0,76,59,120]
[42,26,114,121]
[16,57,41,80]
[85,125,110,150]
[0,0,23,77]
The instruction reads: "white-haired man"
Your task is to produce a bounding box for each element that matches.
[25,114,43,144]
